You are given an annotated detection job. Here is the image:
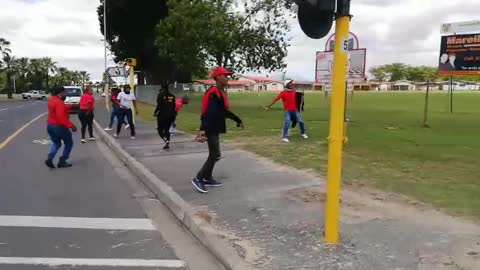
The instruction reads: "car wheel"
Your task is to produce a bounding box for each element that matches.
[28,96,31,99]
[42,96,46,100]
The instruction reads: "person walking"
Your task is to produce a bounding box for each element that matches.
[264,80,308,143]
[154,85,176,150]
[78,85,95,143]
[104,88,127,131]
[191,67,244,194]
[45,86,77,169]
[115,85,138,139]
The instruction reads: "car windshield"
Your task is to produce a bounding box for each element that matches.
[65,88,82,97]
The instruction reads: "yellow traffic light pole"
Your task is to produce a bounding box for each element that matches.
[324,3,351,244]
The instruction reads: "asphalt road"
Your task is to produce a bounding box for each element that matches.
[0,100,46,144]
[0,99,223,270]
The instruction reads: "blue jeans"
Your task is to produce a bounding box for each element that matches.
[47,125,73,161]
[108,105,126,128]
[283,111,306,138]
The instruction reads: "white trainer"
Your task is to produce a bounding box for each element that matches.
[301,134,308,139]
[282,138,290,143]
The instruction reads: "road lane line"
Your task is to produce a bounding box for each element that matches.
[0,215,156,230]
[0,112,46,150]
[0,108,7,112]
[0,257,186,268]
[16,105,24,108]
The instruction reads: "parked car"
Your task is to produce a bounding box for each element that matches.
[63,86,83,113]
[22,90,47,100]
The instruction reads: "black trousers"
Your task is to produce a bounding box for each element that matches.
[196,132,221,180]
[78,110,94,139]
[117,108,135,136]
[157,115,176,142]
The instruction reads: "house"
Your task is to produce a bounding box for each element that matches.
[439,80,479,91]
[238,75,282,91]
[194,80,251,92]
[392,80,414,91]
[291,81,314,91]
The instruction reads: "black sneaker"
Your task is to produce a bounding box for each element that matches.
[204,178,223,187]
[57,160,73,168]
[45,159,55,169]
[191,177,208,193]
[163,141,170,151]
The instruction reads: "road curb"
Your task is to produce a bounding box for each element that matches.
[93,120,251,270]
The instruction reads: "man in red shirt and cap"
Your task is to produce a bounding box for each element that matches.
[45,86,77,168]
[265,79,308,143]
[191,67,244,193]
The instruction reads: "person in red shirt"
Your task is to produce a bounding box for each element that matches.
[78,85,95,143]
[265,80,308,143]
[105,88,127,131]
[191,67,244,194]
[45,86,77,169]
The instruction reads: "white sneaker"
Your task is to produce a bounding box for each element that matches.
[113,133,118,138]
[104,127,112,131]
[124,124,130,130]
[131,136,136,140]
[81,139,87,143]
[89,137,96,141]
[282,138,290,143]
[301,134,309,139]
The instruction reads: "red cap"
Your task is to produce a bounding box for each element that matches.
[211,67,233,78]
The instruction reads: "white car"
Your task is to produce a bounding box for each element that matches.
[63,86,83,113]
[22,90,47,100]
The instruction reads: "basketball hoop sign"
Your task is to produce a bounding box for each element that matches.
[316,31,367,83]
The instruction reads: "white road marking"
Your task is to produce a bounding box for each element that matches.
[0,215,156,231]
[16,105,24,108]
[0,257,186,268]
[0,109,7,112]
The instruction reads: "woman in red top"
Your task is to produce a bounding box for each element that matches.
[78,85,95,143]
[45,86,77,169]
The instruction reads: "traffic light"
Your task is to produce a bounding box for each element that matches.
[297,0,336,39]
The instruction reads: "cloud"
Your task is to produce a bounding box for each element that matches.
[1,0,480,82]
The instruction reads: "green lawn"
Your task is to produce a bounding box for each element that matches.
[138,91,480,219]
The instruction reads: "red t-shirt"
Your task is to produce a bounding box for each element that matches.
[47,96,74,128]
[201,87,229,115]
[80,93,95,111]
[274,90,297,111]
[175,98,184,112]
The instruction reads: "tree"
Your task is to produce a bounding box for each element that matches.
[155,0,291,79]
[79,71,90,88]
[369,66,388,82]
[97,0,169,84]
[40,57,57,89]
[2,53,15,98]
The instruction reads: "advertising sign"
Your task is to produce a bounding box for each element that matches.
[438,33,480,75]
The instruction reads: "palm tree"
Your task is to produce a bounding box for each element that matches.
[79,71,91,89]
[3,53,15,99]
[40,57,57,90]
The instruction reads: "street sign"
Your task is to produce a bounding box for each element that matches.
[325,32,360,51]
[315,49,366,83]
[107,67,126,77]
[441,20,480,35]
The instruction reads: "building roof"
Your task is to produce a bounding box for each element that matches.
[195,80,249,86]
[240,75,281,84]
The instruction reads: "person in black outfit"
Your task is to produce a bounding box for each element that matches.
[191,67,244,194]
[154,85,176,150]
[291,90,305,128]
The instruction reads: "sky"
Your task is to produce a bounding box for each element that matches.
[0,0,479,81]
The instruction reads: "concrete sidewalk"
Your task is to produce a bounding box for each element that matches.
[95,106,480,270]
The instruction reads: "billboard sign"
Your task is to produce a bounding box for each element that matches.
[315,49,366,83]
[441,20,480,35]
[438,33,480,76]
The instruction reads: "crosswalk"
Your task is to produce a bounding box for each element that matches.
[0,215,186,269]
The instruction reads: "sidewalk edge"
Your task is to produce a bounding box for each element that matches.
[93,120,250,270]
